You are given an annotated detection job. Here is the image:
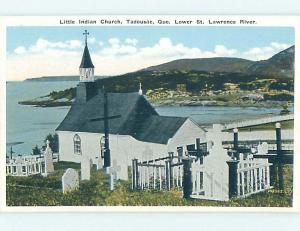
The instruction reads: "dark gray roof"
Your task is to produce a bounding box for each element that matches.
[56,92,188,144]
[80,45,94,68]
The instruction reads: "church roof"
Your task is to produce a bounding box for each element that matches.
[56,91,188,144]
[79,45,94,68]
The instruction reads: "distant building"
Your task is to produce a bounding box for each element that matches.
[176,84,187,92]
[242,93,264,101]
[56,32,206,180]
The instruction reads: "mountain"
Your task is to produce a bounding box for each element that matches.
[25,76,79,82]
[144,57,254,73]
[25,75,110,82]
[143,46,295,78]
[247,45,295,78]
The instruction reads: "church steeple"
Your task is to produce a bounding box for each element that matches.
[79,30,95,82]
[138,82,143,95]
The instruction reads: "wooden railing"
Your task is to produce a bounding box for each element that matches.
[132,155,183,191]
[6,155,45,176]
[236,156,272,198]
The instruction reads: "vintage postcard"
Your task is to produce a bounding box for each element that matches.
[0,15,299,212]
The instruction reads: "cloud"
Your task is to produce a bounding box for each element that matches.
[214,45,237,56]
[87,37,96,44]
[19,38,83,55]
[125,38,138,46]
[7,37,292,81]
[14,46,26,55]
[242,42,290,60]
[108,38,120,46]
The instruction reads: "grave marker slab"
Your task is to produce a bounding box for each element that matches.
[106,159,121,190]
[44,140,54,176]
[81,155,92,180]
[257,142,268,155]
[16,156,23,175]
[62,168,79,194]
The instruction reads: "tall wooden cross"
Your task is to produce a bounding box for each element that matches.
[187,138,208,158]
[83,30,89,45]
[89,88,121,167]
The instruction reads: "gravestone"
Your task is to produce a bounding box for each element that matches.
[106,159,121,190]
[15,155,23,175]
[204,124,231,201]
[62,168,79,194]
[257,142,268,155]
[44,140,54,176]
[95,156,102,171]
[81,155,92,180]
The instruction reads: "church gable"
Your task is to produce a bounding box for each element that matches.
[56,92,158,135]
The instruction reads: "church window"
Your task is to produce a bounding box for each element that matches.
[73,134,82,155]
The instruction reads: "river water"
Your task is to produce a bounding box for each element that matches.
[6,81,288,155]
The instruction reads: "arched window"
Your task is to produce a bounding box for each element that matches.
[73,134,81,155]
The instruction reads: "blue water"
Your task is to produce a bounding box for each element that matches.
[6,81,77,156]
[6,81,289,155]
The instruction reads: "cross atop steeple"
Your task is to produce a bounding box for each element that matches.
[83,30,89,45]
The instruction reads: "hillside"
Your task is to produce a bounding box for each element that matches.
[143,45,295,79]
[19,46,295,107]
[248,46,295,78]
[144,57,254,73]
[25,75,109,82]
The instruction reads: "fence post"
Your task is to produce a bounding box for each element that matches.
[182,158,193,199]
[276,122,284,191]
[227,160,239,198]
[233,128,239,150]
[165,160,172,190]
[132,159,138,190]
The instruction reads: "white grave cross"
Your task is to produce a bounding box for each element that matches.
[44,140,54,176]
[257,142,268,155]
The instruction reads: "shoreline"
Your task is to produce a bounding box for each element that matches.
[19,98,292,109]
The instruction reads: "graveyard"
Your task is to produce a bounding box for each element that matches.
[5,30,295,208]
[6,160,293,207]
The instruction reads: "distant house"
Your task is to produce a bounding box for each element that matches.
[241,93,264,101]
[56,36,206,180]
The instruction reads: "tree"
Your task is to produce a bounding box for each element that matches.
[32,145,41,156]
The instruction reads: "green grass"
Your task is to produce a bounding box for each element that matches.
[6,162,293,207]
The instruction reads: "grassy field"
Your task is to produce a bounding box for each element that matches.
[6,161,293,207]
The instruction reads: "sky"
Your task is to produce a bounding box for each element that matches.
[6,26,294,81]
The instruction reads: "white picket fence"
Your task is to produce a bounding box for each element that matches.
[236,156,272,198]
[6,155,45,176]
[132,146,272,201]
[268,143,294,151]
[191,158,205,196]
[132,156,183,190]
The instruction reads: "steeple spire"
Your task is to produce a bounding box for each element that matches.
[79,30,95,82]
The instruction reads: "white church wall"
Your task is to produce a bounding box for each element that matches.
[167,118,206,155]
[57,131,102,163]
[57,131,168,180]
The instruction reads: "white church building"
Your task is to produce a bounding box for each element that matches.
[56,33,206,180]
